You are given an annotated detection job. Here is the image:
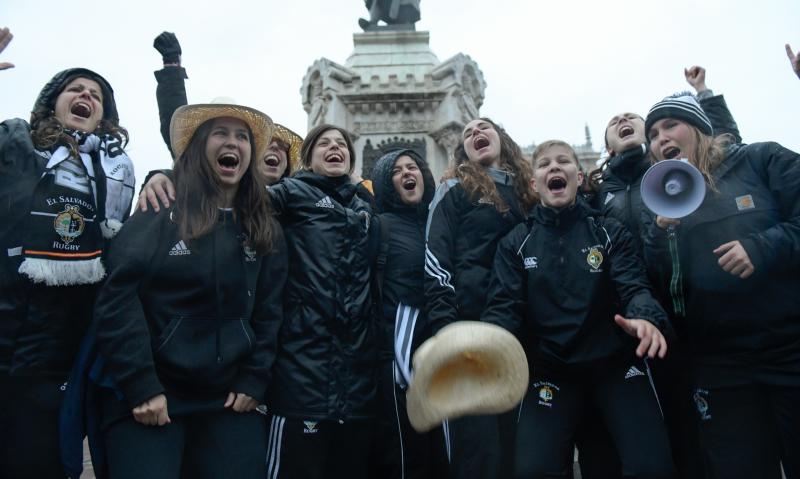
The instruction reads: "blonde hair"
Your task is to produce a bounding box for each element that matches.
[687,129,733,192]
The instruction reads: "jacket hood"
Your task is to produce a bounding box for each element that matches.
[33,68,119,122]
[370,149,435,214]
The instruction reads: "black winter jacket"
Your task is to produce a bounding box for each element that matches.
[267,171,377,420]
[598,93,741,255]
[425,169,526,334]
[644,142,800,387]
[94,208,287,411]
[483,199,670,367]
[0,119,97,376]
[370,149,435,362]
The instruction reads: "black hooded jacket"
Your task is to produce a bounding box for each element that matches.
[266,171,377,420]
[370,149,435,360]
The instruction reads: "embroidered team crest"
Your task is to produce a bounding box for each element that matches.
[303,421,319,434]
[586,247,603,270]
[53,204,85,244]
[538,385,553,403]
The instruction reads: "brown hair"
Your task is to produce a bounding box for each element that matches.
[173,119,278,254]
[29,106,129,156]
[299,124,356,175]
[448,118,536,213]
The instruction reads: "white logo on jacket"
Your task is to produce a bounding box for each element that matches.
[315,196,335,209]
[168,240,191,256]
[523,257,538,269]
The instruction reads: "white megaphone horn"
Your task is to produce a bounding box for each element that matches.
[640,159,706,218]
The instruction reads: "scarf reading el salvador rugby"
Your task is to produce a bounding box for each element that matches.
[18,131,135,286]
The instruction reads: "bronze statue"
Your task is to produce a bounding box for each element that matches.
[359,0,421,31]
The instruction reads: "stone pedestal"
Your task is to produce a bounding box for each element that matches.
[300,30,486,180]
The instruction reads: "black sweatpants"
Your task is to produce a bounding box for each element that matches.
[265,415,373,479]
[0,375,67,479]
[104,409,267,479]
[445,409,517,479]
[370,361,449,478]
[515,358,675,479]
[693,384,800,479]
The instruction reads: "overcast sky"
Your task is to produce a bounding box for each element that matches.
[2,0,799,181]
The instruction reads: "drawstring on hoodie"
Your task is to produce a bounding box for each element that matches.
[667,226,686,318]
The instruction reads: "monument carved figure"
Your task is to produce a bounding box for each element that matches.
[359,0,421,31]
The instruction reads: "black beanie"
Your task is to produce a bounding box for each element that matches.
[645,92,712,139]
[32,68,118,122]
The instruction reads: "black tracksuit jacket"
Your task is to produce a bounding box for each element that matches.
[94,208,287,411]
[483,199,670,367]
[266,171,377,421]
[425,169,526,333]
[643,142,800,388]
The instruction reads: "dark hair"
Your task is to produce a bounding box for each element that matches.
[448,118,536,213]
[299,124,356,175]
[173,118,278,254]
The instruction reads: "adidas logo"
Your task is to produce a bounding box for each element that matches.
[624,366,645,380]
[169,240,191,256]
[315,196,335,209]
[523,257,538,269]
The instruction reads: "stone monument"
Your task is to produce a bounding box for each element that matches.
[300,2,486,180]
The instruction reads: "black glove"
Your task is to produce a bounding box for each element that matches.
[153,31,181,64]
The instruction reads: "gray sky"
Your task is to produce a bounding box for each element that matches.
[3,0,799,182]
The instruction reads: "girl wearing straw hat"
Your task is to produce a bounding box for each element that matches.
[93,99,287,479]
[137,32,303,213]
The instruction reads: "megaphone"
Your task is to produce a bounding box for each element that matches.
[640,159,706,218]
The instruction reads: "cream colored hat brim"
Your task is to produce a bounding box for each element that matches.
[406,321,529,433]
[170,102,274,161]
[272,123,303,173]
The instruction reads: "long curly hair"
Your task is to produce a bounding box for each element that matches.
[173,119,278,254]
[447,118,536,213]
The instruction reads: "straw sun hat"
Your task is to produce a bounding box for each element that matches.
[170,97,275,161]
[406,321,529,433]
[271,123,304,173]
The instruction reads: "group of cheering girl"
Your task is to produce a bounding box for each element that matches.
[1,31,798,479]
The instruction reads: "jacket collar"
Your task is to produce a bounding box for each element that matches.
[603,143,650,184]
[532,197,592,228]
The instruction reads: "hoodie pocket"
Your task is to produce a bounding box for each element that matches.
[155,316,255,389]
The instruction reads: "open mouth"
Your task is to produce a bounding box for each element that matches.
[217,153,240,171]
[402,178,417,191]
[263,155,279,167]
[619,125,634,139]
[70,102,92,119]
[326,153,344,164]
[473,136,490,150]
[663,147,681,159]
[547,176,567,193]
